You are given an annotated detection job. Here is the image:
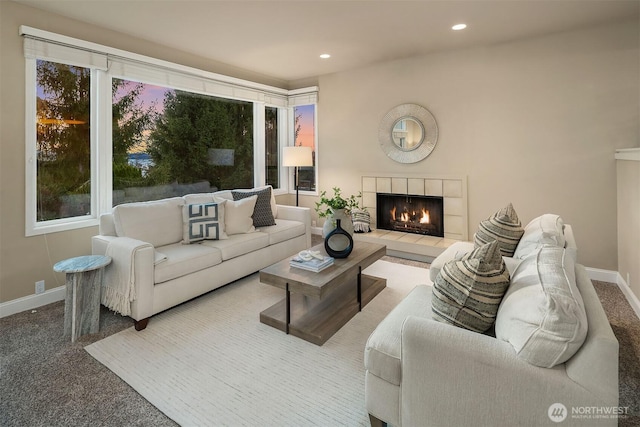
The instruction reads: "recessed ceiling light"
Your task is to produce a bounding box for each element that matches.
[319,53,331,59]
[452,24,467,31]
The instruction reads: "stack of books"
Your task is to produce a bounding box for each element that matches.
[290,254,335,273]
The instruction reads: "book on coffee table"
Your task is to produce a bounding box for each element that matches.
[289,255,334,273]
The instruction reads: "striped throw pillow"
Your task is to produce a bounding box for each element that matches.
[351,208,371,233]
[432,240,511,333]
[474,203,524,257]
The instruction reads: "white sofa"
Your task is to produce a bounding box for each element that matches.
[92,186,311,330]
[364,215,619,426]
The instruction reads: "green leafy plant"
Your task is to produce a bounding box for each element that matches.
[314,187,363,218]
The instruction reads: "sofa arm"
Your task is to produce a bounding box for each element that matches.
[276,204,311,247]
[92,234,116,256]
[93,235,155,321]
[400,316,614,427]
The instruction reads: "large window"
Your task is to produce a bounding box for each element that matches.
[112,79,256,205]
[23,27,317,235]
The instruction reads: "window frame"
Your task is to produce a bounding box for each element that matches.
[22,26,317,236]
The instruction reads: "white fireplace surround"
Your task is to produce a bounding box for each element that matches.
[356,173,468,261]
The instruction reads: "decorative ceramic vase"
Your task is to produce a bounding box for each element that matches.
[322,208,354,238]
[324,219,354,259]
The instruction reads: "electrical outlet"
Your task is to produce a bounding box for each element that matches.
[35,280,45,294]
[312,220,317,227]
[627,273,631,287]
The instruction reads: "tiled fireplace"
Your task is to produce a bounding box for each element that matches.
[356,174,468,261]
[376,193,444,237]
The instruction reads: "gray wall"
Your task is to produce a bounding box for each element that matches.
[304,19,639,274]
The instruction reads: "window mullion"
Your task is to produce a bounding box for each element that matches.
[24,58,38,236]
[96,71,112,215]
[253,102,266,187]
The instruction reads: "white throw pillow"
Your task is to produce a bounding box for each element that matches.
[495,246,588,368]
[214,195,257,235]
[513,214,566,260]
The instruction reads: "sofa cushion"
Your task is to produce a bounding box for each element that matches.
[113,197,183,247]
[513,214,565,260]
[474,203,524,257]
[232,186,276,227]
[259,219,306,245]
[214,195,257,235]
[181,201,228,244]
[495,246,588,368]
[365,285,432,386]
[432,240,510,333]
[154,242,223,284]
[201,232,269,261]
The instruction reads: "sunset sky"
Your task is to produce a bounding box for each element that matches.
[113,80,315,152]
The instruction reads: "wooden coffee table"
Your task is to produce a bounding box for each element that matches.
[259,242,386,345]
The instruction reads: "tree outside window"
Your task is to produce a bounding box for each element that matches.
[36,60,91,221]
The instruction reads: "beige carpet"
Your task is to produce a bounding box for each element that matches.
[85,260,430,426]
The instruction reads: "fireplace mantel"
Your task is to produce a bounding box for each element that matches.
[355,173,468,261]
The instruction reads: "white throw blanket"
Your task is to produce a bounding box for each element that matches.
[103,237,151,316]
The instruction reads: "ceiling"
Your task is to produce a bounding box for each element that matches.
[13,0,640,85]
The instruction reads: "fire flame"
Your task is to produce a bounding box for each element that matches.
[390,206,430,224]
[420,209,430,224]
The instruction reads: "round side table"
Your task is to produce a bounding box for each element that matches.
[53,255,112,342]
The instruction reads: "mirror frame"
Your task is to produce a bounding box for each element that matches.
[378,103,438,163]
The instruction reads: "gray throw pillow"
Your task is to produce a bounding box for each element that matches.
[231,187,276,227]
[181,202,227,244]
[432,240,511,333]
[474,203,524,257]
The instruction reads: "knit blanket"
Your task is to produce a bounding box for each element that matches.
[102,237,152,316]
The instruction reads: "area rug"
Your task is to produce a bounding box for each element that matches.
[85,260,430,426]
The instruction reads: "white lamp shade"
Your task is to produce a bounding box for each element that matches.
[282,146,313,167]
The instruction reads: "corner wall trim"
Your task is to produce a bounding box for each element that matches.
[586,267,640,320]
[616,272,640,320]
[0,286,65,318]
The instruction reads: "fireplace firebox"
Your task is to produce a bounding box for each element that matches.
[376,193,444,237]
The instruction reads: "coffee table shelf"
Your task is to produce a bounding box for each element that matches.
[259,242,386,346]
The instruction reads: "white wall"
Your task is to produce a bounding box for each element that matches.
[311,19,639,271]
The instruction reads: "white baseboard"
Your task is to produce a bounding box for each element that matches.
[585,267,640,320]
[0,286,66,318]
[585,267,619,283]
[615,272,640,320]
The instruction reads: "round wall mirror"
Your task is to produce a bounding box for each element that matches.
[379,104,438,163]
